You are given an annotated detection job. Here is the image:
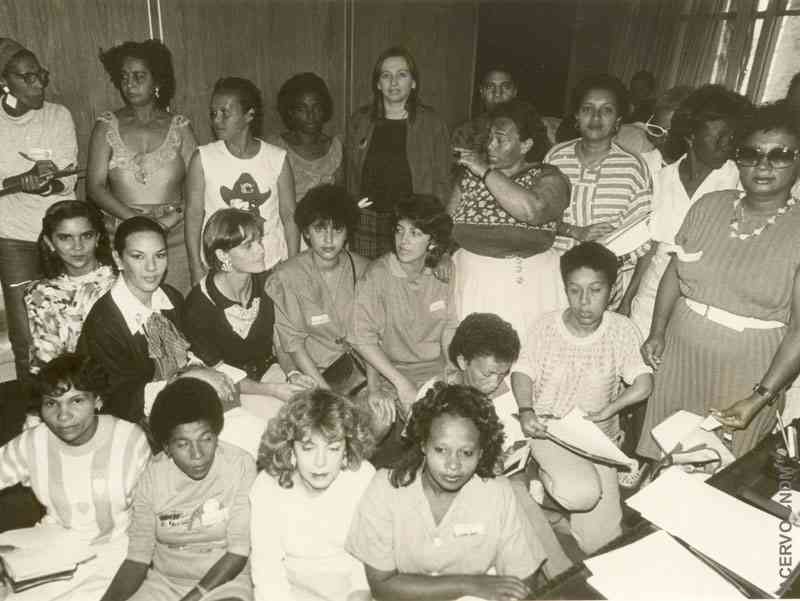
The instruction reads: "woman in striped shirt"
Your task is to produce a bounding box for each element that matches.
[0,353,151,600]
[546,74,652,309]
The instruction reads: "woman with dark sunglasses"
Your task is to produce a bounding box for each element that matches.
[0,38,78,382]
[637,102,800,461]
[627,85,749,335]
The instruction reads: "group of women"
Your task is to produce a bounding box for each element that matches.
[4,27,800,601]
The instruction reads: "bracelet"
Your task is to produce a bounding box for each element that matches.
[753,382,777,405]
[194,583,209,597]
[518,406,535,414]
[286,370,303,382]
[481,167,494,183]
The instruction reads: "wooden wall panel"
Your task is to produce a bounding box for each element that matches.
[162,0,347,145]
[351,0,479,129]
[0,0,150,171]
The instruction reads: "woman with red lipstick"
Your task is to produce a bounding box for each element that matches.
[102,378,256,601]
[546,74,652,310]
[250,389,375,601]
[450,99,569,339]
[346,47,451,259]
[638,102,800,460]
[88,40,197,293]
[78,216,191,423]
[346,383,544,601]
[25,201,116,372]
[267,185,369,390]
[0,37,78,381]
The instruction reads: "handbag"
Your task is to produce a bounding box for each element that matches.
[321,252,368,397]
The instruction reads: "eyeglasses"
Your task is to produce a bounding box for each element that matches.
[735,146,800,169]
[644,115,669,138]
[9,69,49,86]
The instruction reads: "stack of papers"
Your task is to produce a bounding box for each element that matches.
[627,469,800,596]
[585,530,746,599]
[600,213,650,257]
[545,408,637,469]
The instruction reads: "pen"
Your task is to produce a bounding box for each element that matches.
[777,410,791,455]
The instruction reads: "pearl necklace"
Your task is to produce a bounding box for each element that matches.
[729,194,797,240]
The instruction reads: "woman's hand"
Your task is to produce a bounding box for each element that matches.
[156,208,183,232]
[19,160,58,193]
[463,574,531,601]
[179,367,238,406]
[585,402,622,423]
[569,222,615,242]
[433,252,454,283]
[367,391,397,439]
[395,378,419,415]
[518,410,548,439]
[287,371,317,390]
[455,147,490,179]
[712,397,763,431]
[641,333,666,370]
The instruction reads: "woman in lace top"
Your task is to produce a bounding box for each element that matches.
[25,200,117,373]
[87,40,197,293]
[267,73,343,204]
[184,208,313,402]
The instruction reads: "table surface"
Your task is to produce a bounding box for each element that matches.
[535,428,800,599]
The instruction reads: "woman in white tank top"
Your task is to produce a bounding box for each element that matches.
[185,77,299,285]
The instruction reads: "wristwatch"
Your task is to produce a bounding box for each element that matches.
[518,407,535,414]
[753,382,777,404]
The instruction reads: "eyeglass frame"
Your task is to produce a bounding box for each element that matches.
[734,145,800,169]
[7,68,50,86]
[644,114,669,138]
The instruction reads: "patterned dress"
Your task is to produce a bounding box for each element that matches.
[24,265,116,372]
[266,134,342,203]
[637,190,800,459]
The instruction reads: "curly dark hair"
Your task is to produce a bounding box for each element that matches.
[560,241,618,285]
[393,194,453,268]
[570,73,630,121]
[667,84,751,159]
[99,39,176,109]
[488,99,551,162]
[389,383,505,488]
[277,72,334,130]
[213,77,264,138]
[734,101,800,149]
[149,378,224,449]
[448,313,520,366]
[38,200,114,278]
[370,46,420,122]
[33,353,107,402]
[294,184,360,247]
[257,389,375,488]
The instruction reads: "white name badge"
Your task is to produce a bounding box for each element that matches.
[429,300,446,312]
[310,314,331,326]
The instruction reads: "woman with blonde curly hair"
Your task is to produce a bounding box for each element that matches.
[249,388,376,601]
[346,383,545,601]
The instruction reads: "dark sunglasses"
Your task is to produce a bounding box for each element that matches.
[735,146,800,169]
[9,69,49,86]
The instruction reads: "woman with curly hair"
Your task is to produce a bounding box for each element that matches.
[350,195,457,463]
[450,98,568,338]
[25,200,116,372]
[267,73,343,203]
[249,389,375,601]
[88,39,197,293]
[346,383,543,601]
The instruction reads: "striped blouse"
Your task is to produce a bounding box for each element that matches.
[545,139,652,256]
[0,415,151,544]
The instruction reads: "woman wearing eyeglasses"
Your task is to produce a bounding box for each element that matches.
[627,85,749,336]
[637,102,800,460]
[0,38,78,381]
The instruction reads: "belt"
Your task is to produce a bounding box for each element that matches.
[684,298,785,332]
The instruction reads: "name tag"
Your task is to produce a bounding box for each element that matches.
[453,522,485,537]
[429,300,446,312]
[310,314,331,326]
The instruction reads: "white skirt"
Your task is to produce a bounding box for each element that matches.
[453,248,566,339]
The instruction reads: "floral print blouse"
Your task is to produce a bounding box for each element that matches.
[25,265,116,371]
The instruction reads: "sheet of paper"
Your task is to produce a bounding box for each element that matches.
[651,410,735,466]
[600,213,650,257]
[502,441,531,476]
[215,362,248,383]
[627,468,800,596]
[700,414,723,431]
[545,407,636,468]
[584,530,746,599]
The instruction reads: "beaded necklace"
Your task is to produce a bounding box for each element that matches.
[729,194,797,240]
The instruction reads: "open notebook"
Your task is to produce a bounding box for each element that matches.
[0,526,95,592]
